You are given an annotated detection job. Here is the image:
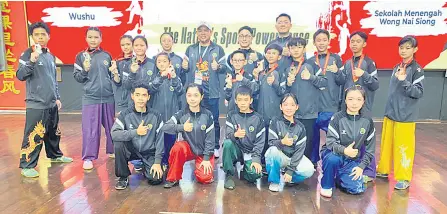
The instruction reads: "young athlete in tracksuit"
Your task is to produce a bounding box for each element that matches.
[254,44,286,164]
[222,86,265,190]
[122,36,156,95]
[17,22,73,178]
[111,82,164,190]
[377,36,424,190]
[226,26,263,109]
[308,29,344,165]
[336,31,379,181]
[266,93,315,192]
[320,85,376,198]
[181,22,226,157]
[224,50,259,113]
[162,84,216,188]
[74,27,115,170]
[110,35,133,113]
[158,33,184,85]
[284,37,327,162]
[149,52,183,168]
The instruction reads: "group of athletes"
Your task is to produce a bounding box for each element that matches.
[16,13,424,198]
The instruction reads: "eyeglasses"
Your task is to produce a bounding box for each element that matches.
[232,59,246,63]
[238,34,252,39]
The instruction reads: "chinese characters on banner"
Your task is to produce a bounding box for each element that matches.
[0,1,27,110]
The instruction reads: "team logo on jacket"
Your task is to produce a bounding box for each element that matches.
[147,70,153,76]
[360,128,366,135]
[175,64,180,68]
[293,135,298,141]
[201,125,206,130]
[103,60,109,66]
[249,126,255,132]
[147,124,153,130]
[129,124,134,129]
[212,53,218,58]
[169,86,174,91]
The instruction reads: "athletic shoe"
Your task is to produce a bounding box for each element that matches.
[83,160,93,170]
[224,175,235,190]
[320,188,333,198]
[21,168,39,178]
[164,180,179,188]
[108,154,115,159]
[269,183,280,192]
[376,172,389,178]
[214,149,220,158]
[51,156,73,163]
[115,177,129,190]
[363,175,374,183]
[395,180,410,190]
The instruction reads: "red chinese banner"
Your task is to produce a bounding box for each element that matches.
[0,1,28,110]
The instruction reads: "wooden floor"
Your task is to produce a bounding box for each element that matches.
[1,114,447,214]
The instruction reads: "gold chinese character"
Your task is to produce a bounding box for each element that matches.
[5,49,16,63]
[2,15,12,30]
[3,32,15,46]
[1,64,15,79]
[0,80,20,94]
[1,2,10,14]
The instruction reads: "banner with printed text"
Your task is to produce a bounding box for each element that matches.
[23,0,447,70]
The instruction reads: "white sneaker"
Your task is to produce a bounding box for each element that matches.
[214,149,220,158]
[108,154,115,159]
[83,160,93,170]
[320,188,333,198]
[269,183,280,192]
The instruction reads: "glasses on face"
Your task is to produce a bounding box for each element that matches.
[238,34,252,39]
[232,59,246,63]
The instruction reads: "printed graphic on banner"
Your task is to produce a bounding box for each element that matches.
[0,17,6,71]
[25,0,447,70]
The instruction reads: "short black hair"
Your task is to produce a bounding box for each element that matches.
[350,31,368,42]
[131,80,150,94]
[238,26,254,35]
[265,44,283,55]
[281,93,298,105]
[133,35,148,46]
[120,34,133,42]
[235,85,252,98]
[313,29,330,41]
[276,13,291,22]
[160,32,174,42]
[86,27,102,37]
[230,50,247,60]
[287,37,307,47]
[185,83,203,96]
[399,35,418,47]
[154,52,171,62]
[29,22,50,36]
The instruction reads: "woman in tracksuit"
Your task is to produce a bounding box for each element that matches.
[74,27,115,170]
[377,36,424,190]
[122,36,156,94]
[110,35,133,113]
[149,52,184,169]
[266,93,315,192]
[320,85,376,198]
[284,37,327,162]
[162,83,215,188]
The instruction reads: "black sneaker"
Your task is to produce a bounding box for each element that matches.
[164,180,179,188]
[115,177,129,190]
[224,175,235,190]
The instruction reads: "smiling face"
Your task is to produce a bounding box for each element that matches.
[275,16,292,35]
[186,86,203,108]
[197,26,212,44]
[345,89,365,114]
[280,96,299,118]
[156,54,170,72]
[160,34,173,52]
[238,29,253,48]
[350,34,366,54]
[313,33,329,53]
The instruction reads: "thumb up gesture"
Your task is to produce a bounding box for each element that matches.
[211,55,219,71]
[267,73,275,85]
[301,66,311,80]
[344,142,359,158]
[281,133,293,146]
[234,124,246,138]
[182,56,189,70]
[183,117,193,132]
